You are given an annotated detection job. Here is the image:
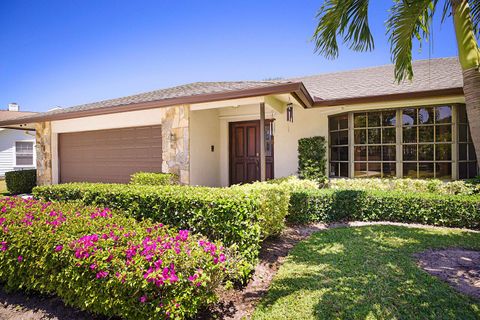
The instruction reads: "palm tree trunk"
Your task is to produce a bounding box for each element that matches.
[453,0,480,167]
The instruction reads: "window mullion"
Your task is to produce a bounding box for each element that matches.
[348,112,354,178]
[396,109,402,178]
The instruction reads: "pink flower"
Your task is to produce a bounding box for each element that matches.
[54,245,63,252]
[96,271,108,279]
[17,255,23,262]
[139,295,147,303]
[90,263,97,270]
[0,241,7,251]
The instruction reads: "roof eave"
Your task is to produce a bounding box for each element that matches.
[312,87,464,107]
[0,82,313,126]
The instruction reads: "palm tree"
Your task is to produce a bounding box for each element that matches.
[313,0,480,163]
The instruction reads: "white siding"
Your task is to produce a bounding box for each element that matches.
[0,129,36,177]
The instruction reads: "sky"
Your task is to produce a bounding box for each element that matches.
[0,0,459,112]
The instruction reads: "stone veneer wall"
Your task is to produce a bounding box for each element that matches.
[34,105,190,186]
[161,105,190,184]
[36,121,52,185]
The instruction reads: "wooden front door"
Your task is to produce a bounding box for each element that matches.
[229,120,274,185]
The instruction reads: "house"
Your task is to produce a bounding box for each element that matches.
[0,103,36,177]
[0,57,475,186]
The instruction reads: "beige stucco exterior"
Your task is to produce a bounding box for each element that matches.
[35,93,466,187]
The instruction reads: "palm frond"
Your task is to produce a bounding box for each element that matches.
[467,0,480,38]
[386,0,437,82]
[313,0,373,59]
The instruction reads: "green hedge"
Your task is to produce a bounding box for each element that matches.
[0,197,229,319]
[328,178,479,195]
[130,172,179,186]
[33,182,290,277]
[5,169,36,194]
[297,136,327,183]
[289,189,480,229]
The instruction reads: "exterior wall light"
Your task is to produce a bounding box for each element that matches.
[286,103,294,122]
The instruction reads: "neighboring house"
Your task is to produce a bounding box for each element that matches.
[0,104,37,177]
[0,57,475,186]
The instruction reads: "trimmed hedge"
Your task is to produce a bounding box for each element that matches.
[328,178,479,195]
[33,183,289,277]
[5,169,36,194]
[289,189,480,229]
[0,197,229,319]
[130,172,179,186]
[297,136,327,183]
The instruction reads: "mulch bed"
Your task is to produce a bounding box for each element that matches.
[0,288,107,320]
[414,248,480,300]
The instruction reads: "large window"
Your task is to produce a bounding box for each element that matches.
[328,104,477,180]
[329,114,349,177]
[458,106,477,179]
[15,141,34,166]
[353,110,396,178]
[401,106,452,179]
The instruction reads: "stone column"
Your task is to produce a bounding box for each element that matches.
[161,105,190,185]
[35,121,52,185]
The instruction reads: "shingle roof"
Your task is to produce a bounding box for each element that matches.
[0,110,37,121]
[0,57,463,125]
[44,80,287,117]
[294,57,462,101]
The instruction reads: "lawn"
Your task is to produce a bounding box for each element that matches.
[0,179,6,194]
[253,225,480,320]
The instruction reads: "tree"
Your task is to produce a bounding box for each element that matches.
[313,0,480,163]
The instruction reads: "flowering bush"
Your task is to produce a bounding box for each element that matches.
[0,197,230,319]
[33,183,269,278]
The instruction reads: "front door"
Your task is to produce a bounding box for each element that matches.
[229,120,274,185]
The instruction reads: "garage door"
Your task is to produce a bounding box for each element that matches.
[59,125,162,183]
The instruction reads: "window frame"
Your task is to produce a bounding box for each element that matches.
[14,140,35,167]
[328,104,477,180]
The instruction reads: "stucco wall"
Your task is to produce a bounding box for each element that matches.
[189,109,220,186]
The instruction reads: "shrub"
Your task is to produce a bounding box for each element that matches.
[0,197,229,319]
[289,189,480,229]
[5,169,36,194]
[297,136,327,183]
[130,172,179,186]
[231,182,290,237]
[328,178,478,195]
[266,176,319,191]
[33,183,268,278]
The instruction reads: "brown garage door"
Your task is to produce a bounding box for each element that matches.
[59,125,162,183]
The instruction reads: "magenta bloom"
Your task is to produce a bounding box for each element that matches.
[0,241,7,251]
[17,255,23,262]
[139,295,147,303]
[90,263,97,270]
[54,245,63,252]
[96,271,108,279]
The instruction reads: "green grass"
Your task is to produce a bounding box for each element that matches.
[253,225,480,320]
[0,179,7,194]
